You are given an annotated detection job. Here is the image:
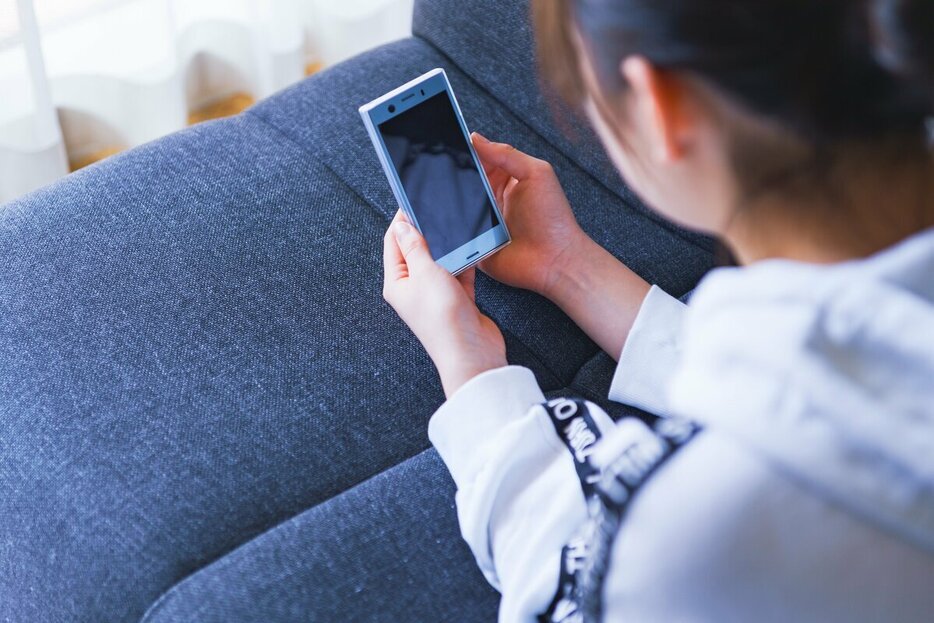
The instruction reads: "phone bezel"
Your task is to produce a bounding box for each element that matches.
[359,68,510,275]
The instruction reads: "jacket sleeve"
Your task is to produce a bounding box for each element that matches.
[608,285,688,415]
[428,366,615,622]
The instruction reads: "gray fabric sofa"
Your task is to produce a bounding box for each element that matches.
[0,0,713,620]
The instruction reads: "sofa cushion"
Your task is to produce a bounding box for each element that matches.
[0,114,441,622]
[141,449,500,623]
[0,34,709,621]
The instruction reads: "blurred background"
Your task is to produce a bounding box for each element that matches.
[0,0,415,203]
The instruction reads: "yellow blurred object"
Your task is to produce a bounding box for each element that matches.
[65,92,258,172]
[305,61,324,76]
[188,92,256,125]
[69,147,123,172]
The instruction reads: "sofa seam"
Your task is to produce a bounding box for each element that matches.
[138,446,445,622]
[502,324,583,391]
[244,108,382,222]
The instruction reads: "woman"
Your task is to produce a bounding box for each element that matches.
[384,0,934,621]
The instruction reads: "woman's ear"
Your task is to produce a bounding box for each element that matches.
[620,56,693,164]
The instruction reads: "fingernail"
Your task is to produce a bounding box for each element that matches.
[473,131,490,143]
[394,220,412,240]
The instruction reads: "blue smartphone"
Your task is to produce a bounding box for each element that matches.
[359,68,510,275]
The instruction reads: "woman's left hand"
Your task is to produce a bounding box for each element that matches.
[382,210,507,398]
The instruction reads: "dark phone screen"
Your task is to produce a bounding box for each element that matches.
[378,91,499,260]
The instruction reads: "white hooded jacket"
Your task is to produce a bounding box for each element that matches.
[428,227,934,622]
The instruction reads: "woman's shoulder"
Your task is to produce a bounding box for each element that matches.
[664,228,934,559]
[604,429,934,622]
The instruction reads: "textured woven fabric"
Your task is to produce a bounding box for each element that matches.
[0,6,714,622]
[141,449,500,623]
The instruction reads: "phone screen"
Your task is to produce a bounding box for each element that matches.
[378,91,500,260]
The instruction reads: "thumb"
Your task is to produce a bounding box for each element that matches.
[393,220,435,273]
[472,132,539,181]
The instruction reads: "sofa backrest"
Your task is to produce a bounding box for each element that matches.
[411,0,642,208]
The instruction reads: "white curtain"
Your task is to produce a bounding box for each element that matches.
[0,0,414,203]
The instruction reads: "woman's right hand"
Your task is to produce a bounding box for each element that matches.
[472,132,652,361]
[471,132,592,298]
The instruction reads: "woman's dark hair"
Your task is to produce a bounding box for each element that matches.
[532,0,934,144]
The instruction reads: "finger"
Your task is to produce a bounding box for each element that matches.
[487,168,512,206]
[503,177,521,203]
[383,210,408,284]
[475,139,506,178]
[478,154,499,180]
[472,134,516,204]
[472,132,543,181]
[456,267,477,302]
[393,218,436,275]
[476,153,498,183]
